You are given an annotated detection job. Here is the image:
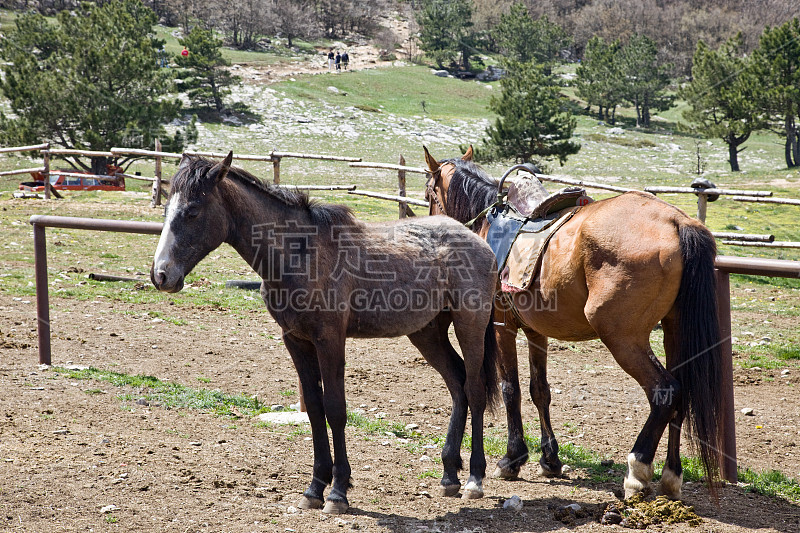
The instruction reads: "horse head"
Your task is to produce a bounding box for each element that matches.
[151,151,233,293]
[423,145,473,217]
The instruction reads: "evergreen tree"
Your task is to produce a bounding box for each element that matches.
[493,3,570,74]
[680,36,764,172]
[480,60,580,165]
[0,0,191,174]
[752,18,800,168]
[175,26,240,114]
[576,37,624,124]
[619,34,674,128]
[416,0,477,70]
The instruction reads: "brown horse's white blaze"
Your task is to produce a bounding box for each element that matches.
[151,152,501,514]
[423,146,724,500]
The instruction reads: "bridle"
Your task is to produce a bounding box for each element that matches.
[425,164,448,216]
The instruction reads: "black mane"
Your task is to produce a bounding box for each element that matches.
[444,159,498,228]
[171,155,354,227]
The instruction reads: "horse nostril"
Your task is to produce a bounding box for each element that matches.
[154,270,166,287]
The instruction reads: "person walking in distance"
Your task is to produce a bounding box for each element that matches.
[342,50,349,71]
[335,51,341,72]
[327,49,334,72]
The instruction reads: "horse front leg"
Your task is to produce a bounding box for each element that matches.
[282,332,330,510]
[523,327,563,477]
[493,312,529,480]
[314,335,351,514]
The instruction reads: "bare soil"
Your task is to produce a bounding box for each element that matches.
[1,285,799,532]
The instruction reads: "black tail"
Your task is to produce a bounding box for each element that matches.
[483,301,500,412]
[673,224,723,493]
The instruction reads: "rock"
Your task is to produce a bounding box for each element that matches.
[476,65,505,82]
[782,369,790,376]
[503,495,523,511]
[419,455,432,462]
[741,408,755,416]
[607,127,625,135]
[565,503,582,512]
[286,505,299,514]
[271,404,284,411]
[100,505,119,514]
[327,86,340,94]
[562,465,573,474]
[431,69,450,77]
[404,423,419,431]
[602,511,623,525]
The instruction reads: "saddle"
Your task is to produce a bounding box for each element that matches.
[486,167,592,292]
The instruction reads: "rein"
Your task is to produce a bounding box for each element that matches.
[425,168,447,215]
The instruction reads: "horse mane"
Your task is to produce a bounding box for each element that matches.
[444,159,498,227]
[172,155,355,227]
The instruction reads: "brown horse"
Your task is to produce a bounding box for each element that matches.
[423,146,723,499]
[151,153,500,514]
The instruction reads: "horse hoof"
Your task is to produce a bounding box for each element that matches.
[322,500,349,514]
[461,481,483,500]
[492,465,520,480]
[297,495,324,510]
[438,484,460,497]
[538,464,562,478]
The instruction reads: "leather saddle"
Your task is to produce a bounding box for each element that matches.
[485,165,592,290]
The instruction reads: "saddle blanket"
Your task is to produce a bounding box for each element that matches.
[499,207,580,293]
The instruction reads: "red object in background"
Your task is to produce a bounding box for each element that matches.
[181,48,189,57]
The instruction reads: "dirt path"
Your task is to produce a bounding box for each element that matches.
[2,290,799,531]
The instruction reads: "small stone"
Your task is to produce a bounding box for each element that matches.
[565,503,581,512]
[53,429,69,435]
[419,455,431,462]
[404,423,419,431]
[375,412,386,419]
[271,404,284,412]
[741,408,755,416]
[362,465,371,470]
[602,511,623,525]
[503,495,523,511]
[100,505,119,514]
[782,369,790,376]
[418,491,432,498]
[189,441,202,446]
[136,398,149,406]
[562,465,573,474]
[600,459,614,467]
[286,505,299,514]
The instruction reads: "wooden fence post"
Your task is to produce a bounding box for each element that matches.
[151,139,163,208]
[398,154,407,219]
[272,156,281,185]
[697,194,708,223]
[43,143,51,200]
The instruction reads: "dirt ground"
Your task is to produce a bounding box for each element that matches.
[1,285,799,532]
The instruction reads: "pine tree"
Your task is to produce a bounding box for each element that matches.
[416,0,477,71]
[493,3,570,74]
[0,0,191,174]
[619,34,674,128]
[481,60,580,165]
[680,36,764,172]
[175,26,240,114]
[752,18,800,168]
[576,37,624,124]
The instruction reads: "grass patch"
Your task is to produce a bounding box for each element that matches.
[51,366,270,418]
[738,468,800,501]
[346,410,410,439]
[776,346,800,360]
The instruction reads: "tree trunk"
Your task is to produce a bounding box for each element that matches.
[635,97,641,128]
[785,114,797,168]
[728,139,741,172]
[90,156,111,176]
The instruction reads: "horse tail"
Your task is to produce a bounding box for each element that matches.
[483,300,500,411]
[674,223,723,493]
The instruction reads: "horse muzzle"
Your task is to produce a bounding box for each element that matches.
[150,263,185,293]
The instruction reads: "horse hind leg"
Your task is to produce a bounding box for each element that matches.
[600,335,679,499]
[523,327,563,477]
[407,318,467,497]
[659,316,684,499]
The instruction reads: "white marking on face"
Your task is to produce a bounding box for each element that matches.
[153,192,181,272]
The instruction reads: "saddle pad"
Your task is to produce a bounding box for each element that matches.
[487,208,562,272]
[501,207,580,293]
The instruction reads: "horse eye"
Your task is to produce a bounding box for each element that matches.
[185,205,200,219]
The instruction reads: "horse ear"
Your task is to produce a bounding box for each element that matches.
[212,151,233,184]
[423,146,440,173]
[178,153,192,171]
[462,145,474,161]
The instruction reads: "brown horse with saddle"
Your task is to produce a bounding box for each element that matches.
[423,146,724,499]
